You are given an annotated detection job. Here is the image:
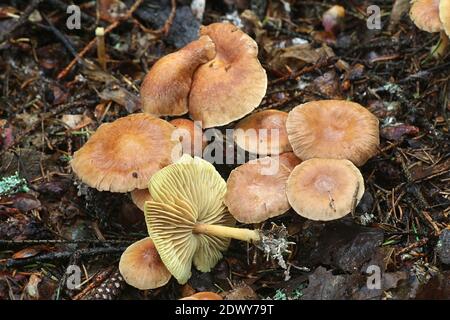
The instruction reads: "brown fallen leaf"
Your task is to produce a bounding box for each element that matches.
[381,124,419,141]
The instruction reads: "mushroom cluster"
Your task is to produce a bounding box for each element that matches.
[140,22,268,128]
[70,21,382,293]
[409,0,450,57]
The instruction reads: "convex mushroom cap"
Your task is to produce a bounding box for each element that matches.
[286,100,379,166]
[170,118,207,156]
[140,36,216,116]
[233,110,291,155]
[131,188,152,211]
[180,292,223,300]
[71,113,182,192]
[286,158,364,221]
[189,22,268,128]
[440,0,450,38]
[410,0,442,33]
[119,237,171,290]
[224,155,299,224]
[144,155,236,284]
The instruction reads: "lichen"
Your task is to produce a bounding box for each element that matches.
[0,172,29,196]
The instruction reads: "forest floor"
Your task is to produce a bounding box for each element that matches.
[0,0,449,300]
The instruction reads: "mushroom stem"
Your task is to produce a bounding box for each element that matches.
[193,224,261,243]
[431,31,449,58]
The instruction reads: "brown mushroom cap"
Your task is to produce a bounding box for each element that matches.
[286,100,379,166]
[140,36,216,117]
[410,0,441,33]
[224,156,293,224]
[169,118,207,156]
[119,237,171,290]
[180,292,223,300]
[440,0,450,37]
[278,152,302,170]
[131,188,152,211]
[189,22,267,128]
[233,110,292,155]
[71,113,182,192]
[287,158,364,221]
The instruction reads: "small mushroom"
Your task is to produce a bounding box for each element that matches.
[119,237,172,290]
[224,156,294,224]
[286,100,379,166]
[71,113,182,192]
[180,292,223,300]
[189,22,268,128]
[440,0,450,38]
[130,188,152,211]
[233,110,291,155]
[144,155,265,284]
[169,118,207,156]
[286,158,364,221]
[409,0,449,57]
[140,36,216,116]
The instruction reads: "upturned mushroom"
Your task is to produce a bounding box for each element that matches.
[71,113,182,192]
[119,237,172,290]
[233,110,291,155]
[144,155,289,284]
[409,0,449,57]
[286,158,364,221]
[286,100,379,166]
[140,36,216,116]
[189,22,268,128]
[224,154,299,224]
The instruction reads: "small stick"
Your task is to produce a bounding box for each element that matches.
[57,0,144,80]
[95,27,107,70]
[0,247,126,269]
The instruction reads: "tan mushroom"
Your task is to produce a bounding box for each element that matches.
[286,100,379,166]
[440,0,450,38]
[71,113,182,192]
[180,292,223,300]
[119,237,171,290]
[130,188,152,211]
[169,118,207,156]
[410,0,449,57]
[233,110,291,155]
[140,36,216,116]
[189,22,267,128]
[286,158,364,221]
[224,156,294,224]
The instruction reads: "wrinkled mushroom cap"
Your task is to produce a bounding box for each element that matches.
[131,188,152,212]
[224,156,293,224]
[440,0,450,37]
[141,36,216,117]
[286,100,379,166]
[233,110,292,155]
[410,0,441,33]
[119,237,171,290]
[278,152,302,170]
[71,113,182,192]
[287,158,364,221]
[180,292,223,300]
[144,155,235,284]
[189,22,267,128]
[169,118,207,156]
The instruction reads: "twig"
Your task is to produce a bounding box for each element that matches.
[0,247,126,269]
[56,0,144,80]
[0,0,43,44]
